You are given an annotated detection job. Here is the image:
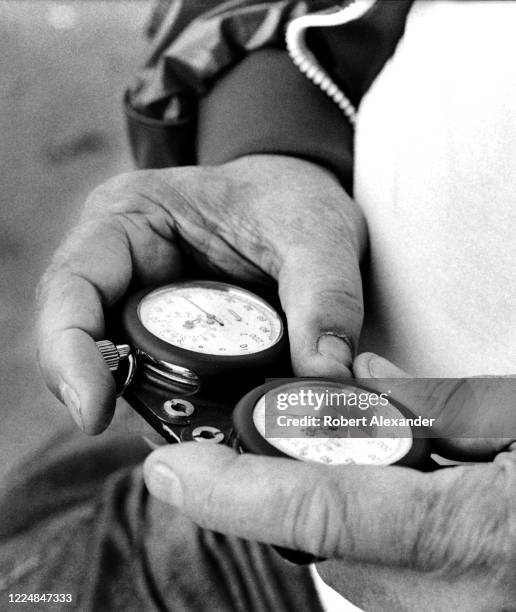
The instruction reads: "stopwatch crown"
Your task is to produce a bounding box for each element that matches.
[96,340,131,372]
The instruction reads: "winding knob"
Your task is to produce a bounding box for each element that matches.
[96,340,131,372]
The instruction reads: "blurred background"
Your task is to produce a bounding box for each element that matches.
[0,1,153,477]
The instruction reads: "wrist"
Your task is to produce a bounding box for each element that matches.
[227,153,342,185]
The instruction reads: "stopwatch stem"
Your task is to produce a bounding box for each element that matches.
[95,340,136,397]
[96,340,132,372]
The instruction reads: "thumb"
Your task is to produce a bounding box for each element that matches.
[279,246,363,377]
[143,442,438,566]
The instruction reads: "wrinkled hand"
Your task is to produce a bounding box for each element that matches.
[143,353,516,611]
[355,352,516,460]
[36,155,366,433]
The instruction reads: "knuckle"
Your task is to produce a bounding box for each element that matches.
[491,458,516,601]
[316,282,364,319]
[412,466,516,580]
[190,451,247,530]
[94,169,157,195]
[280,262,363,318]
[282,475,344,557]
[83,169,162,215]
[407,476,452,571]
[195,478,226,530]
[35,258,73,314]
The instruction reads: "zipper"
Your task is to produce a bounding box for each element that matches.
[286,0,377,126]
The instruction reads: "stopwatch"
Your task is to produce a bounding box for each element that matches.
[231,378,434,563]
[233,379,433,469]
[96,280,288,444]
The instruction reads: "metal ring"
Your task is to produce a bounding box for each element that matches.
[163,398,195,418]
[137,350,200,394]
[191,426,225,444]
[117,353,137,397]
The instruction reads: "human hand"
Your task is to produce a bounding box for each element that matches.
[354,352,516,460]
[142,352,516,611]
[36,155,366,433]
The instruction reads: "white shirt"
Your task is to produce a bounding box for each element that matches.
[315,1,516,609]
[356,0,516,377]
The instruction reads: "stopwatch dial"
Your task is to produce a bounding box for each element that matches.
[252,386,413,466]
[137,283,283,356]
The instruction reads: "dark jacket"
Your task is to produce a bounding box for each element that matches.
[125,0,413,193]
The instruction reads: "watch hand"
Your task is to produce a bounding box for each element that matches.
[206,313,225,326]
[182,297,225,326]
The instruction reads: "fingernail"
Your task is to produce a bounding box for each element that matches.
[59,382,83,429]
[366,355,405,378]
[146,462,184,509]
[317,333,353,365]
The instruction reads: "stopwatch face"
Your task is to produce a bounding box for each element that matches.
[137,283,283,357]
[250,383,413,466]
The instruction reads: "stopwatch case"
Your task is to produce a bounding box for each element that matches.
[122,282,289,392]
[232,379,433,470]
